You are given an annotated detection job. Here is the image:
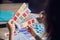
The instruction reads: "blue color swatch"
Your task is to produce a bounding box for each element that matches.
[31,23,45,35]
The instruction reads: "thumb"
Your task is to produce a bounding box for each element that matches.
[8,19,15,27]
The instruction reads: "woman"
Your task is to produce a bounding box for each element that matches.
[8,0,59,40]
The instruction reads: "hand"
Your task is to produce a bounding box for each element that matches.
[7,19,15,40]
[7,19,15,33]
[27,26,37,37]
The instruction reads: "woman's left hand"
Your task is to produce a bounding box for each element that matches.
[7,19,15,33]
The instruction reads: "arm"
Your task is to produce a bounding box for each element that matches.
[35,35,42,40]
[9,31,14,40]
[7,19,15,40]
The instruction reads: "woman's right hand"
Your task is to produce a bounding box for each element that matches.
[27,26,37,37]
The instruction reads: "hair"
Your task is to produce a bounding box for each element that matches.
[45,0,60,40]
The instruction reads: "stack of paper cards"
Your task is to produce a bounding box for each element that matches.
[12,3,32,29]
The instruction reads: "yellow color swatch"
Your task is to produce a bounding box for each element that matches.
[22,22,28,27]
[17,3,27,13]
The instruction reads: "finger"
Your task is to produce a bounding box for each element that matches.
[27,27,32,34]
[8,19,13,24]
[27,26,32,30]
[27,26,35,33]
[27,26,31,29]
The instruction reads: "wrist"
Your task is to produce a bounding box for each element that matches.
[9,33,14,40]
[10,30,14,35]
[33,34,38,37]
[35,35,42,40]
[9,31,14,40]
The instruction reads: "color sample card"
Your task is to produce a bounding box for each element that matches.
[31,23,45,35]
[12,3,31,29]
[15,8,31,29]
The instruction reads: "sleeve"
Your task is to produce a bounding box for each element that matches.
[35,35,42,40]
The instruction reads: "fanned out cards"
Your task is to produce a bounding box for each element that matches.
[12,3,38,29]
